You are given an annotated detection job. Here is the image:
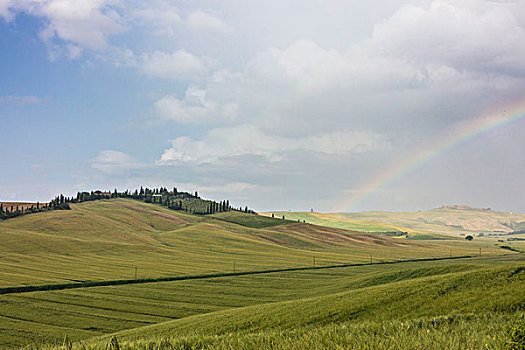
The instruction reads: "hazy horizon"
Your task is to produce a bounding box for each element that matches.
[1,1,524,213]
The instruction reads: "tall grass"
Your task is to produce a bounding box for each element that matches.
[42,313,525,349]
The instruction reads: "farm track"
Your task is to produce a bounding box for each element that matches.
[0,255,480,295]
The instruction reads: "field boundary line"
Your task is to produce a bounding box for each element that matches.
[0,255,479,295]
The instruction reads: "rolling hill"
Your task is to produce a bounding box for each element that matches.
[1,198,491,288]
[62,261,525,349]
[338,205,525,236]
[0,198,522,349]
[265,205,525,238]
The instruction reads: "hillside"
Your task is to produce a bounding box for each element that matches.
[261,211,411,233]
[0,199,521,349]
[0,198,482,288]
[337,205,525,236]
[74,262,525,349]
[265,206,525,238]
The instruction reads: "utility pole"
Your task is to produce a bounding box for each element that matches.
[449,248,452,258]
[233,261,236,273]
[479,247,482,257]
[134,266,137,280]
[370,253,373,264]
[313,256,316,268]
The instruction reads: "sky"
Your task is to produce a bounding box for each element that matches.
[1,0,525,213]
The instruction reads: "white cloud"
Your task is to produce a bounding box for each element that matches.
[154,86,238,124]
[175,182,258,195]
[0,0,16,22]
[141,49,210,80]
[186,9,229,33]
[156,125,381,165]
[369,2,525,75]
[2,0,124,57]
[131,3,228,36]
[131,2,181,36]
[91,150,145,174]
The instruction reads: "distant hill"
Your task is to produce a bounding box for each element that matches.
[0,198,465,288]
[261,211,416,235]
[264,206,525,237]
[336,205,525,236]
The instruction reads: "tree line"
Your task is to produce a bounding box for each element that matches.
[0,195,70,220]
[1,186,254,220]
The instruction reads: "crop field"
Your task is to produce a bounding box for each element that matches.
[261,211,413,233]
[337,207,525,236]
[0,199,502,287]
[0,255,523,349]
[0,199,522,349]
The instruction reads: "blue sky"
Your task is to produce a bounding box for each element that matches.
[1,0,525,213]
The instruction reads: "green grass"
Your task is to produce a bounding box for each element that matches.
[43,262,524,350]
[0,199,498,287]
[3,257,521,349]
[210,211,289,228]
[0,199,522,349]
[96,263,525,340]
[59,313,525,349]
[263,211,409,233]
[337,207,525,237]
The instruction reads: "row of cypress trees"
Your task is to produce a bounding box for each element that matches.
[1,186,254,220]
[0,195,71,220]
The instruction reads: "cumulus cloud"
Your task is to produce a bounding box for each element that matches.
[151,0,525,135]
[1,0,124,58]
[91,150,146,174]
[174,182,258,195]
[131,2,181,36]
[186,9,229,33]
[156,125,382,165]
[132,2,228,36]
[154,87,238,124]
[141,49,211,80]
[369,2,525,75]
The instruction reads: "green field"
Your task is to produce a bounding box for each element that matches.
[0,199,522,349]
[337,206,525,236]
[1,256,523,349]
[1,199,497,287]
[261,211,412,233]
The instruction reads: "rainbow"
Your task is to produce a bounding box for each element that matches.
[341,100,525,212]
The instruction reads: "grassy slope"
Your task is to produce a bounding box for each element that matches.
[89,313,524,349]
[210,211,290,228]
[0,199,520,349]
[337,207,525,236]
[2,256,521,349]
[80,263,525,349]
[0,199,499,287]
[261,211,411,233]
